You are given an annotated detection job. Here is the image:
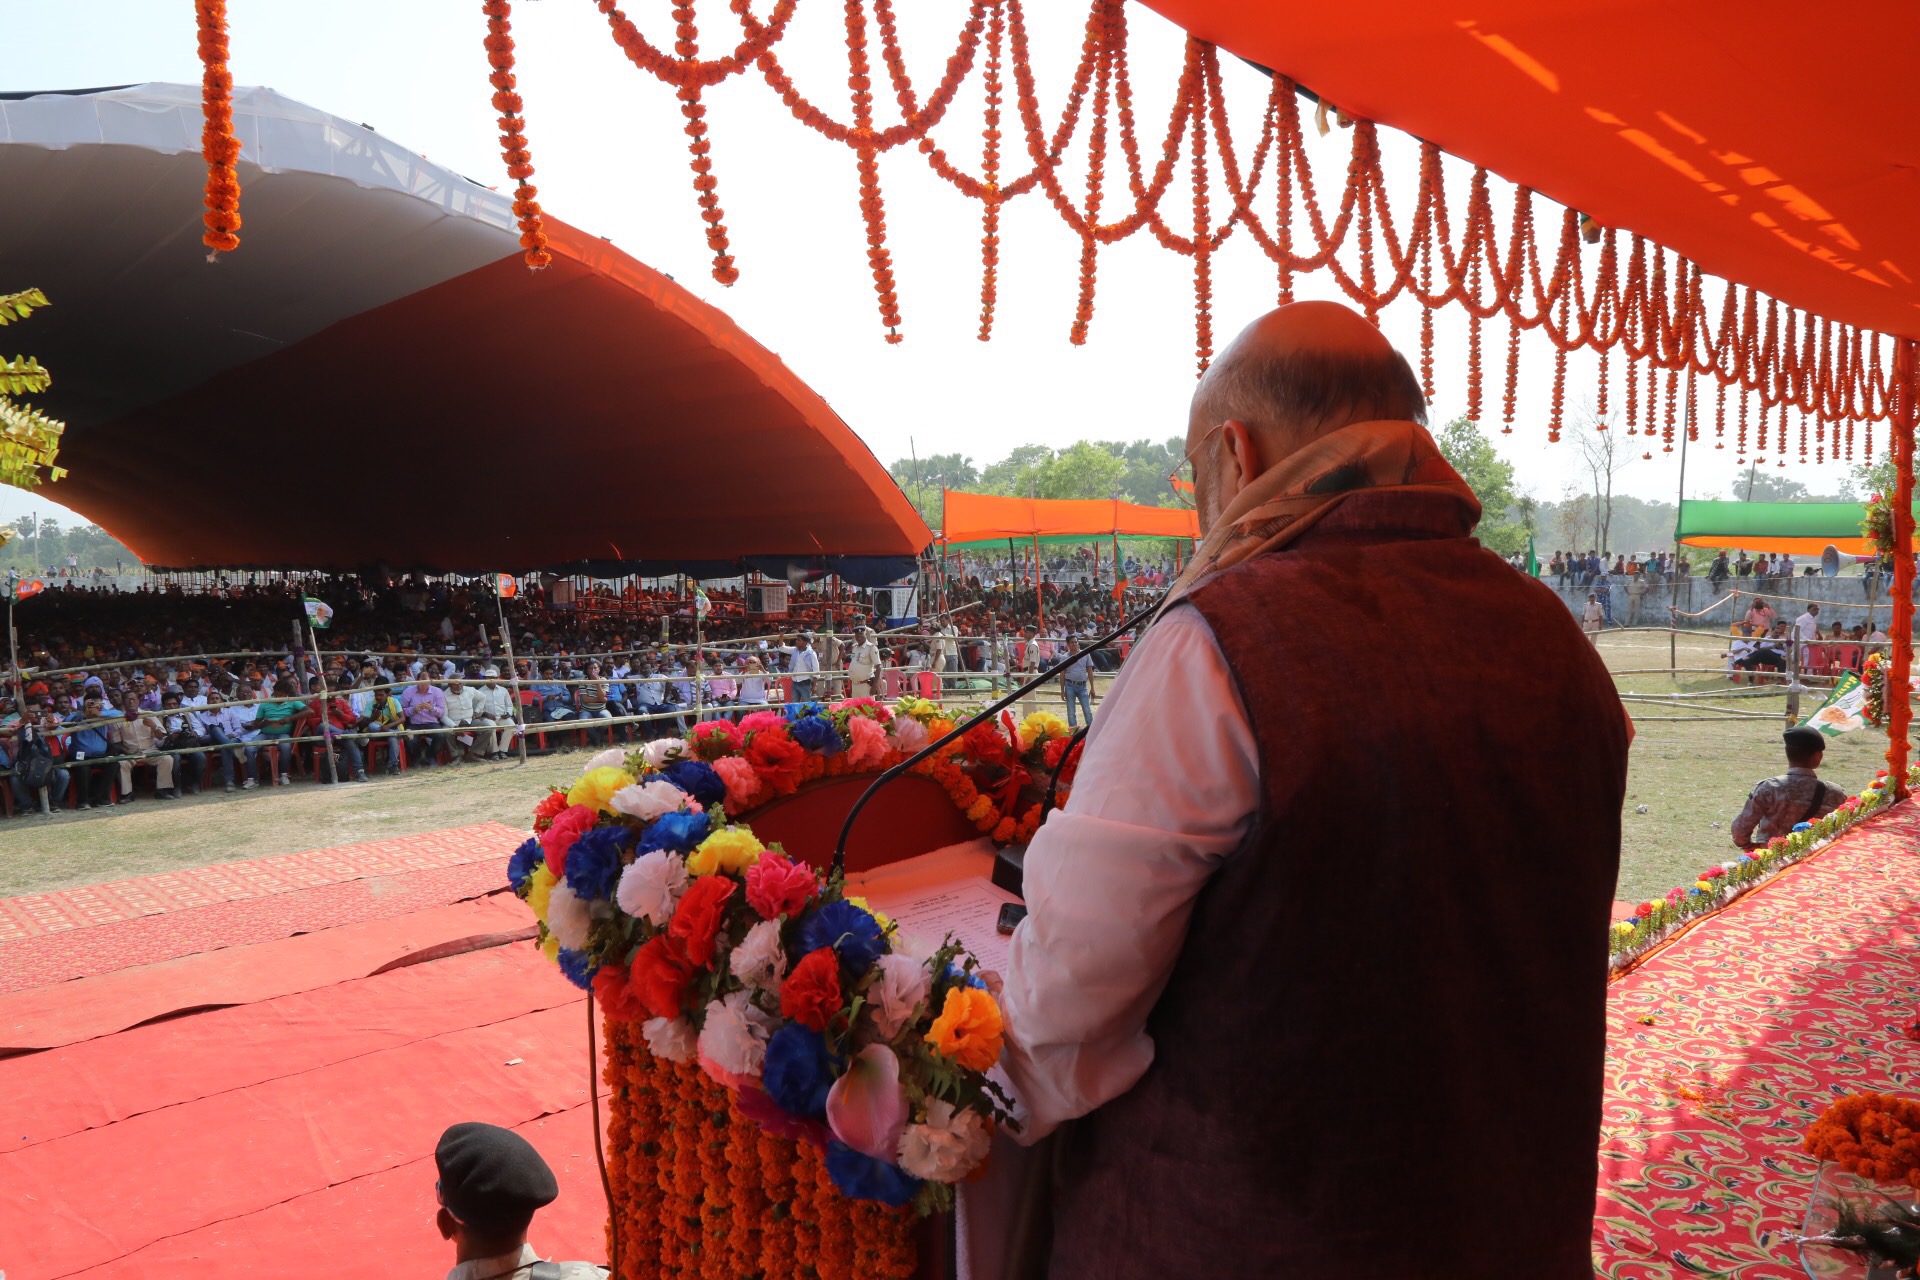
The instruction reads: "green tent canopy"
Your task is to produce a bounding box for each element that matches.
[1673,499,1915,556]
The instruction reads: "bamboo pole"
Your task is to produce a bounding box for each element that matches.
[308,617,341,785]
[496,575,530,765]
[1033,533,1044,635]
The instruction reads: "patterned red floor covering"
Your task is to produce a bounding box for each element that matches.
[1595,798,1920,1278]
[0,823,523,992]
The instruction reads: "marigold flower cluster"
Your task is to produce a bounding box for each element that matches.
[1805,1093,1920,1190]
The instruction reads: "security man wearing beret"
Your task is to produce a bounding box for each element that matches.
[435,1122,606,1280]
[1730,726,1848,849]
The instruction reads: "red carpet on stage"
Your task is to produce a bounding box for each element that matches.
[0,823,527,993]
[1595,800,1920,1278]
[0,828,606,1279]
[8,806,1918,1277]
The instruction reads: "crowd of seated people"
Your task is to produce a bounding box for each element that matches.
[0,551,1183,806]
[0,574,1153,816]
[1724,620,1888,683]
[8,562,1164,671]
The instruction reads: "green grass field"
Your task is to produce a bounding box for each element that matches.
[0,644,1905,905]
[1599,628,1903,903]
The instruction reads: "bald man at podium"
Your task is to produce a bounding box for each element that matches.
[993,302,1630,1280]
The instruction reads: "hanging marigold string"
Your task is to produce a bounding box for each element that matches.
[1068,0,1115,347]
[843,0,903,339]
[974,0,1006,340]
[1888,341,1917,801]
[509,0,1905,458]
[482,0,551,269]
[196,0,242,258]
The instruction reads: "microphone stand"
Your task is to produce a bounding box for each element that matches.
[831,600,1160,874]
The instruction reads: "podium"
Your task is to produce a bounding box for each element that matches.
[600,771,1020,1280]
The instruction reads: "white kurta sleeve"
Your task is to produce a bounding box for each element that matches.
[996,605,1259,1142]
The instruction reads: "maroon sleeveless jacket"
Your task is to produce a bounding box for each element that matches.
[1047,491,1627,1279]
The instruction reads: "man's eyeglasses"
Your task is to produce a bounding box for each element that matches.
[1169,420,1227,509]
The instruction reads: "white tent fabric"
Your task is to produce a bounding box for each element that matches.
[0,83,514,230]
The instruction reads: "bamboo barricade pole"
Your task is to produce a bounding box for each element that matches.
[307,617,342,785]
[694,591,706,725]
[1785,635,1804,724]
[1033,533,1045,636]
[496,577,530,766]
[7,598,21,717]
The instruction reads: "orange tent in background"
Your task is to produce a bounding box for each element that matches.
[941,489,1199,548]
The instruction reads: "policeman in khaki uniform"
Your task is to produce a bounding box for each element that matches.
[1730,725,1847,850]
[435,1122,606,1280]
[846,626,882,699]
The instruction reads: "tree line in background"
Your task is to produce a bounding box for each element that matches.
[888,439,1186,529]
[1435,415,1891,560]
[1,516,139,572]
[891,420,1898,565]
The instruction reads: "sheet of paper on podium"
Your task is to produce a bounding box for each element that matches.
[844,838,1021,976]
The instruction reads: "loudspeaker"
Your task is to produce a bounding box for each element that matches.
[746,583,789,614]
[871,586,913,617]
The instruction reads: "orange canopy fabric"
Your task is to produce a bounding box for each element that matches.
[941,490,1199,546]
[1145,1,1920,340]
[1680,536,1872,557]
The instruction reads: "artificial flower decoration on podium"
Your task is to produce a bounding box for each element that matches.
[507,697,1070,1278]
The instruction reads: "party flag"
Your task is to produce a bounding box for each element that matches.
[1799,672,1870,737]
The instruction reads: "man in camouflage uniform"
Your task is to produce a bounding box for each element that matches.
[1730,725,1847,850]
[435,1123,606,1280]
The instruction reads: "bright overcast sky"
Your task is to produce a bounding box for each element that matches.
[3,0,1864,533]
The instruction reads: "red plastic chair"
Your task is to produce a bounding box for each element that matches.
[366,734,408,774]
[518,691,550,753]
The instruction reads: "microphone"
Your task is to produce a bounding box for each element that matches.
[830,600,1162,874]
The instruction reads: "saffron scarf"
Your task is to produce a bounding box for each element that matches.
[1159,417,1480,615]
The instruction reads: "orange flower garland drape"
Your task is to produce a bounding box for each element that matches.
[603,1019,918,1279]
[1887,339,1917,802]
[196,0,242,256]
[526,0,1903,471]
[483,0,552,269]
